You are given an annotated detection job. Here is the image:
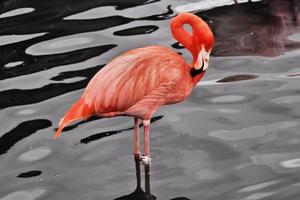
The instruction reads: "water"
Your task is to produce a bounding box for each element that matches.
[0,0,300,199]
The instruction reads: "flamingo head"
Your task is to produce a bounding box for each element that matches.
[170,13,214,73]
[193,45,211,72]
[192,18,214,72]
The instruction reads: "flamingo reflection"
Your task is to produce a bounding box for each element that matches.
[114,156,191,200]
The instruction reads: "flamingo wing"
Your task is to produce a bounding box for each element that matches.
[83,46,190,117]
[124,81,177,119]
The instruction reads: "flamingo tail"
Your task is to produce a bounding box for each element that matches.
[54,98,94,139]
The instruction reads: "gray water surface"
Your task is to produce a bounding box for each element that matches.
[0,0,300,199]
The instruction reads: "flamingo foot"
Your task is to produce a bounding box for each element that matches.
[141,155,151,166]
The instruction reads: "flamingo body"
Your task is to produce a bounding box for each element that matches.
[85,46,194,117]
[54,13,214,165]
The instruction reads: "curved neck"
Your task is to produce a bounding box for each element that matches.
[171,14,201,65]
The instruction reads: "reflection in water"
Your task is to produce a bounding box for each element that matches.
[210,95,246,103]
[0,33,46,46]
[216,74,258,83]
[3,61,24,68]
[115,157,190,200]
[25,34,116,55]
[287,73,300,77]
[17,170,42,178]
[175,0,263,13]
[209,121,298,141]
[115,157,156,200]
[0,64,105,109]
[18,146,52,162]
[0,119,51,155]
[202,0,300,56]
[271,95,300,104]
[64,6,119,20]
[238,180,279,193]
[281,158,300,168]
[24,5,173,56]
[79,116,163,144]
[114,25,159,36]
[0,45,116,81]
[243,192,275,200]
[0,7,35,18]
[0,189,47,200]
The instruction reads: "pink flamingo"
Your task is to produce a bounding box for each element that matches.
[54,13,214,165]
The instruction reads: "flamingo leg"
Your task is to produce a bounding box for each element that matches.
[133,117,140,161]
[141,119,151,166]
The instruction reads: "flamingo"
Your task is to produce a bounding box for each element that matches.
[54,13,214,165]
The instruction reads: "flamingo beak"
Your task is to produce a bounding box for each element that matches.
[195,46,210,71]
[202,57,209,71]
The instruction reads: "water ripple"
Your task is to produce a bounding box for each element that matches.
[211,95,246,103]
[0,189,46,200]
[114,25,159,36]
[238,180,278,193]
[175,0,262,12]
[17,170,42,178]
[79,116,163,144]
[271,96,300,104]
[64,6,117,20]
[209,121,298,141]
[0,33,47,46]
[18,146,51,162]
[0,120,52,155]
[0,45,116,81]
[216,74,258,83]
[281,158,300,169]
[26,33,115,55]
[243,192,275,200]
[4,61,24,68]
[0,8,35,18]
